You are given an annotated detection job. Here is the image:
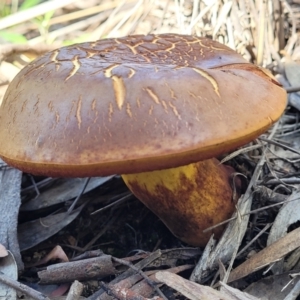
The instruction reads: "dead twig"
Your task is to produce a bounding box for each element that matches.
[112,257,167,300]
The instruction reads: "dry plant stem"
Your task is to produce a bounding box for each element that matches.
[236,223,272,258]
[90,0,128,38]
[220,143,263,164]
[0,272,49,300]
[48,1,123,27]
[28,174,41,197]
[21,177,54,194]
[245,197,300,218]
[125,2,153,35]
[29,13,111,44]
[203,195,298,232]
[264,178,300,185]
[156,0,170,32]
[259,137,300,156]
[108,0,145,37]
[256,1,266,66]
[91,192,132,215]
[71,250,104,261]
[18,0,128,35]
[67,177,90,213]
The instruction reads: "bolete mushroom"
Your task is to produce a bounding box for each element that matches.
[0,34,286,246]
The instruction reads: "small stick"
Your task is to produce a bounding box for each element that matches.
[285,86,300,93]
[99,281,162,300]
[112,257,168,300]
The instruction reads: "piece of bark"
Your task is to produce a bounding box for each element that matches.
[38,255,116,284]
[0,160,23,269]
[66,280,84,300]
[100,282,163,300]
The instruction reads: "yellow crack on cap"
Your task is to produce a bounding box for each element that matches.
[192,68,220,97]
[112,75,126,110]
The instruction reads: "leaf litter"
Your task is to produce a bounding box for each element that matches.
[0,0,300,299]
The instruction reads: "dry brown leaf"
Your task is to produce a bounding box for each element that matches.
[26,245,69,268]
[228,227,300,283]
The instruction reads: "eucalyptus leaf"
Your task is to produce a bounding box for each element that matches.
[21,176,114,211]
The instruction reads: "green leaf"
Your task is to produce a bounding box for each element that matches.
[20,0,42,10]
[0,31,27,43]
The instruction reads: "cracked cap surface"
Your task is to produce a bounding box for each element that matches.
[0,34,287,176]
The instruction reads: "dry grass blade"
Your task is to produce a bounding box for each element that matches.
[0,0,76,30]
[48,1,122,26]
[1,0,296,61]
[256,0,266,65]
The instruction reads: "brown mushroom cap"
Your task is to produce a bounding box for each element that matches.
[0,34,286,177]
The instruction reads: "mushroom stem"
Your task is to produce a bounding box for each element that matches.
[122,158,238,247]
